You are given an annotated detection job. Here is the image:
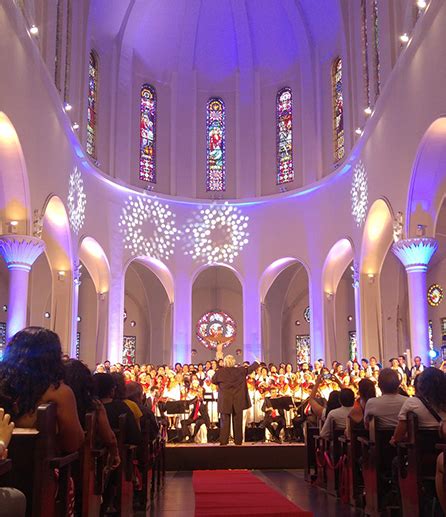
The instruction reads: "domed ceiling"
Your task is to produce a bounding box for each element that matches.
[89,0,343,84]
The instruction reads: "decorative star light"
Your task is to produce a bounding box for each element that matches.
[184,202,249,264]
[351,160,368,227]
[119,196,180,261]
[67,167,87,234]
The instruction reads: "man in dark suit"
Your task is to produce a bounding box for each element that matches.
[212,355,259,445]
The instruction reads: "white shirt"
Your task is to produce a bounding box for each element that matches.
[364,393,407,428]
[398,396,446,428]
[320,406,352,440]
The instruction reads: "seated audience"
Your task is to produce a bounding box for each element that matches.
[348,378,376,426]
[319,388,355,440]
[392,367,446,445]
[64,359,120,468]
[364,368,407,428]
[93,373,141,445]
[0,327,84,453]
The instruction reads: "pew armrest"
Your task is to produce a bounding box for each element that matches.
[50,451,79,469]
[0,459,12,476]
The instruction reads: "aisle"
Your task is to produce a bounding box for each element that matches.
[149,470,361,516]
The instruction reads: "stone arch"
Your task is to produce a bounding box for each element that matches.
[0,112,31,233]
[407,117,446,237]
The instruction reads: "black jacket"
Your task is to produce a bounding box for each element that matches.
[212,361,259,414]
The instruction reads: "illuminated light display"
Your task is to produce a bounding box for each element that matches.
[183,202,249,264]
[67,167,87,234]
[351,160,368,227]
[196,310,237,350]
[119,195,180,261]
[427,283,443,307]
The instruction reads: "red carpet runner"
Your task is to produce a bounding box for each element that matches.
[193,470,313,516]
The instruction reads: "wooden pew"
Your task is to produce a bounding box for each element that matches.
[0,403,78,517]
[325,424,345,497]
[338,418,368,507]
[0,459,12,477]
[76,411,107,517]
[313,424,327,490]
[358,416,396,517]
[109,413,136,516]
[396,411,443,516]
[134,422,158,512]
[303,421,318,482]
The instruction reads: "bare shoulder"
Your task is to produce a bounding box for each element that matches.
[41,382,76,403]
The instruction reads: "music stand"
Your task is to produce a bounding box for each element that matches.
[165,400,192,415]
[270,396,293,410]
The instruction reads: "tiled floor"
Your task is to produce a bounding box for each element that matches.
[148,469,362,516]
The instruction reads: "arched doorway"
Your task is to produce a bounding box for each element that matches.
[322,239,356,364]
[123,258,172,366]
[261,259,310,365]
[191,265,243,363]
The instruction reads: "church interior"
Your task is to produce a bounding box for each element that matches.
[0,0,446,516]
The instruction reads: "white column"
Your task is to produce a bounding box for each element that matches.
[352,261,363,360]
[243,275,262,362]
[107,267,124,365]
[392,238,438,366]
[172,271,192,365]
[96,292,109,362]
[0,235,45,340]
[309,273,325,362]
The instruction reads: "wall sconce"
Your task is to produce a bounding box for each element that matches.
[58,271,66,281]
[367,273,375,284]
[295,320,301,326]
[130,320,136,327]
[2,305,7,312]
[99,292,106,301]
[77,316,82,323]
[44,312,51,319]
[325,292,334,301]
[347,315,353,322]
[8,221,18,234]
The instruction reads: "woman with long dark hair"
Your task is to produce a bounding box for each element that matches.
[64,359,120,468]
[0,327,84,453]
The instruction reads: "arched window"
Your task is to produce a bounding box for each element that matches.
[332,57,344,163]
[276,87,294,185]
[86,50,98,160]
[139,84,156,183]
[206,98,226,192]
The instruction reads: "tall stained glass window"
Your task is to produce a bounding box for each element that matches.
[332,57,345,162]
[139,84,156,183]
[206,98,226,191]
[372,0,380,100]
[55,0,63,92]
[276,87,294,184]
[361,0,370,108]
[86,50,98,160]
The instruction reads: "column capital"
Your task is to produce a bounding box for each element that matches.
[0,235,45,272]
[392,237,438,272]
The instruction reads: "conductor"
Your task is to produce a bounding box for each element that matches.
[212,354,260,445]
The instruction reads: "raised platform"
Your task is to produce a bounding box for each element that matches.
[165,442,306,471]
